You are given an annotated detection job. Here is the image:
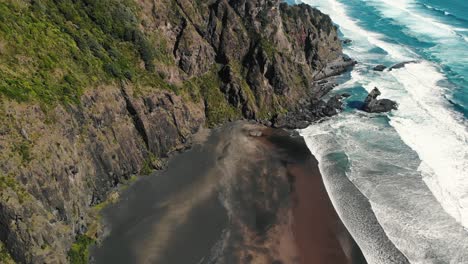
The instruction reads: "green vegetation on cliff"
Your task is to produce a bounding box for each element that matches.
[0,0,162,106]
[0,0,237,127]
[67,235,95,264]
[0,174,30,204]
[0,242,15,264]
[183,67,241,127]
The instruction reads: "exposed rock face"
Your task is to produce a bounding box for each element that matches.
[147,0,355,117]
[0,0,352,262]
[174,22,217,76]
[0,84,204,263]
[362,87,398,113]
[272,93,348,129]
[271,79,354,129]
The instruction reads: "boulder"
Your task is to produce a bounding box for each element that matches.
[362,88,398,113]
[389,61,419,71]
[373,65,387,71]
[323,95,344,117]
[342,39,352,45]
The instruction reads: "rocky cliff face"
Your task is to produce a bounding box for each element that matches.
[143,0,351,121]
[0,0,349,262]
[0,84,204,263]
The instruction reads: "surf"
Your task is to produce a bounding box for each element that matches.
[362,0,468,116]
[300,0,468,262]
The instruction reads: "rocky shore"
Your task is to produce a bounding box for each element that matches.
[271,76,355,129]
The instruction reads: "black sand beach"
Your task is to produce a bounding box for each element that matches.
[90,130,227,263]
[91,122,367,264]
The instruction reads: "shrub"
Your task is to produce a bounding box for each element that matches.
[0,0,160,106]
[67,235,95,264]
[0,242,14,264]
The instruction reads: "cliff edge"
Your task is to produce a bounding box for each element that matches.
[0,0,350,262]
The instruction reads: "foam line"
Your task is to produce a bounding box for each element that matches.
[303,0,468,230]
[365,0,468,41]
[301,0,468,261]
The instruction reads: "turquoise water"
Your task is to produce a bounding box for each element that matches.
[290,0,468,116]
[296,0,468,262]
[346,0,468,117]
[418,0,468,116]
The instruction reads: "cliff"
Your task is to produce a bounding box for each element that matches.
[0,0,350,262]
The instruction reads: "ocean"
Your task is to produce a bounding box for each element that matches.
[294,0,468,263]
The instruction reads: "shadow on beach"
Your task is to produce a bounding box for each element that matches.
[91,122,367,264]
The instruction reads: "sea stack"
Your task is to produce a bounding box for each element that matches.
[362,87,398,113]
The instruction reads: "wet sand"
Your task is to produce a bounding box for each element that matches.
[263,129,366,264]
[91,122,367,264]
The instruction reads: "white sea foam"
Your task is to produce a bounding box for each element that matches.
[301,124,412,264]
[358,0,468,227]
[356,61,468,226]
[365,0,467,41]
[301,0,468,262]
[423,3,452,16]
[387,63,468,225]
[363,0,468,75]
[303,0,414,61]
[304,0,468,229]
[301,112,468,263]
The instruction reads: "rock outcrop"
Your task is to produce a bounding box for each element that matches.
[272,93,347,129]
[362,87,398,113]
[389,61,419,71]
[373,65,387,71]
[342,39,352,45]
[0,0,353,262]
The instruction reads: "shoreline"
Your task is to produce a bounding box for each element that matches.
[300,131,410,264]
[260,128,366,263]
[91,122,367,263]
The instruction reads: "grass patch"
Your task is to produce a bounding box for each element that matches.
[183,67,241,127]
[67,235,95,264]
[0,241,15,264]
[260,38,277,60]
[12,141,32,164]
[0,174,30,204]
[140,152,165,175]
[140,158,155,176]
[228,60,257,109]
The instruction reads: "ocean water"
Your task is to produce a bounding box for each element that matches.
[294,0,468,263]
